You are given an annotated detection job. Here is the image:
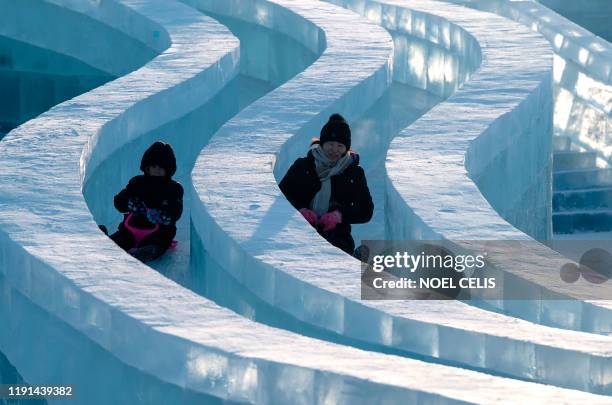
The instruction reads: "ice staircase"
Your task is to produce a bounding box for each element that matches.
[553,136,612,234]
[0,0,612,403]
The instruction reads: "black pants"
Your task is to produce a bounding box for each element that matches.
[319,227,355,256]
[110,225,175,262]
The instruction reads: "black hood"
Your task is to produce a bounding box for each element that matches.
[140,141,177,177]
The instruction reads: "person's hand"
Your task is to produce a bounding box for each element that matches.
[146,208,172,225]
[146,208,162,224]
[299,208,318,226]
[319,210,342,232]
[158,210,172,225]
[127,197,147,215]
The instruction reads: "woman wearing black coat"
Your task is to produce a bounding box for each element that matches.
[279,114,373,256]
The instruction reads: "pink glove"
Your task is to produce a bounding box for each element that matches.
[299,208,318,226]
[319,210,342,232]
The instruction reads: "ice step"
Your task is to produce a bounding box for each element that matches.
[553,187,612,211]
[553,150,597,171]
[553,208,612,234]
[554,168,612,191]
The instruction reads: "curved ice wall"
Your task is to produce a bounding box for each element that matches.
[4,0,601,403]
[0,0,162,77]
[0,0,246,401]
[447,0,612,163]
[1,0,611,402]
[341,0,612,334]
[537,0,612,43]
[0,0,158,137]
[192,0,612,395]
[378,0,553,239]
[326,0,551,240]
[0,38,111,136]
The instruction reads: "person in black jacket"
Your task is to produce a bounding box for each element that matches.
[106,141,183,262]
[279,114,373,256]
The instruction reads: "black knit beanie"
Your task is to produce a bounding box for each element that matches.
[320,113,351,150]
[140,141,177,177]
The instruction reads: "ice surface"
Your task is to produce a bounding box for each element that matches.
[4,0,606,403]
[1,0,612,401]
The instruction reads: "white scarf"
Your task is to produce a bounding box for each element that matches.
[310,144,353,216]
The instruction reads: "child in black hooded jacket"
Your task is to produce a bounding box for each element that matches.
[107,141,183,262]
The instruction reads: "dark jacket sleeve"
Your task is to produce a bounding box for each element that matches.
[114,177,139,213]
[279,158,312,210]
[162,183,184,222]
[337,166,374,224]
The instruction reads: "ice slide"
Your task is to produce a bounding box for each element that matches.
[326,1,612,334]
[445,0,611,164]
[443,1,612,235]
[0,0,610,403]
[1,2,596,403]
[192,0,612,397]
